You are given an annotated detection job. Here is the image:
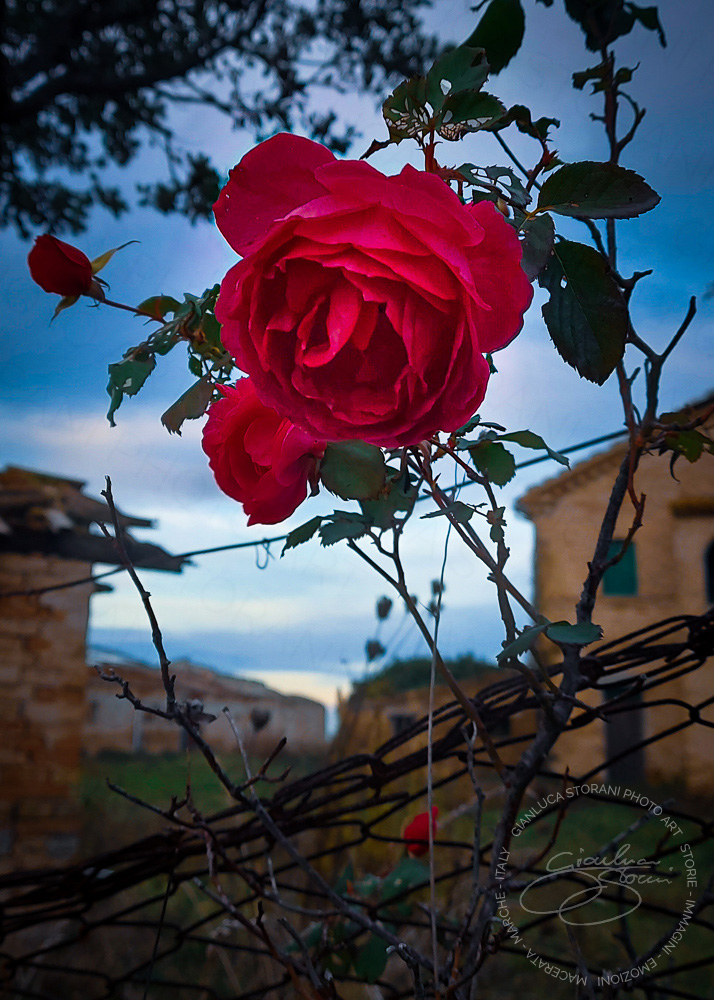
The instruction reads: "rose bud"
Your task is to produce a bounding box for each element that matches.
[202,379,326,526]
[404,806,439,857]
[213,133,533,448]
[28,234,94,296]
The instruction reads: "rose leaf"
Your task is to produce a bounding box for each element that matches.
[106,355,156,426]
[160,376,214,435]
[545,621,603,645]
[537,161,660,219]
[468,441,517,486]
[281,516,324,556]
[464,0,526,74]
[320,441,387,501]
[514,211,555,280]
[425,45,489,112]
[539,239,628,385]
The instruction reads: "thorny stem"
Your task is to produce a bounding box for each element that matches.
[347,536,507,780]
[100,477,252,804]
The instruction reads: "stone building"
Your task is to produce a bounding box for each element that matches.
[0,466,185,872]
[516,395,714,794]
[85,649,326,757]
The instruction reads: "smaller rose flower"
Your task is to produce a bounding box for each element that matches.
[28,234,94,296]
[404,806,439,857]
[202,379,326,526]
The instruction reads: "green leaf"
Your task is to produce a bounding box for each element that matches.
[469,441,516,485]
[437,91,506,137]
[360,469,417,530]
[545,621,603,645]
[353,872,382,898]
[188,354,203,378]
[425,45,489,112]
[284,920,323,954]
[665,430,714,463]
[382,76,429,141]
[537,161,660,219]
[421,501,477,523]
[200,311,223,352]
[381,857,428,904]
[627,2,666,46]
[493,103,559,140]
[464,0,525,74]
[539,240,628,385]
[487,505,506,543]
[320,441,386,501]
[353,931,389,983]
[106,355,156,426]
[281,516,324,556]
[458,164,529,209]
[497,429,569,467]
[160,377,214,435]
[515,211,555,280]
[334,862,355,897]
[90,240,138,275]
[319,513,371,547]
[572,63,607,91]
[136,295,181,321]
[497,623,549,662]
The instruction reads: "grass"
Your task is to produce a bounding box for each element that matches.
[79,748,326,853]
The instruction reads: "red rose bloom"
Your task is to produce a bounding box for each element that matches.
[404,806,439,857]
[28,234,94,296]
[202,379,326,526]
[214,134,532,447]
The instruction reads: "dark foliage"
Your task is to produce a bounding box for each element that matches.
[353,653,496,697]
[0,0,440,236]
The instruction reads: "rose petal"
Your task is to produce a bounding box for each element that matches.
[214,134,334,256]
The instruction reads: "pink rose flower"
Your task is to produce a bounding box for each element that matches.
[28,234,94,296]
[202,379,325,526]
[213,134,532,447]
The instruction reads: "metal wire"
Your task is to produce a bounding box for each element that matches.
[1,609,712,999]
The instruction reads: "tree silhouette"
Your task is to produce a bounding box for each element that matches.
[1,0,439,236]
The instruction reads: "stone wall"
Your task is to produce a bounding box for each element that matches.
[519,436,714,796]
[0,554,91,872]
[85,658,327,758]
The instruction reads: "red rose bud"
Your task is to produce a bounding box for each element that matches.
[202,379,326,526]
[28,234,94,297]
[214,134,533,447]
[404,806,439,857]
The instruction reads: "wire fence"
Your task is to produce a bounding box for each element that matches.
[1,609,712,999]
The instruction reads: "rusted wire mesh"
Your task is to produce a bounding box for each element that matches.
[1,610,713,999]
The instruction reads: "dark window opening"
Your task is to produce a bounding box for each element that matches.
[603,682,644,783]
[250,708,271,732]
[706,541,714,604]
[390,713,417,736]
[603,540,638,596]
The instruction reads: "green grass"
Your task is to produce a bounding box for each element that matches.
[80,749,326,853]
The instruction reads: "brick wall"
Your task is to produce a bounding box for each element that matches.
[0,554,90,872]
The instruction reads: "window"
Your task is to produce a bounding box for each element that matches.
[602,540,638,596]
[250,708,271,732]
[706,541,714,604]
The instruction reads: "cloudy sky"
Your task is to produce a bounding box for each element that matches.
[2,0,712,717]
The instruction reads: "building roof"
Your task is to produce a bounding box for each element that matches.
[0,466,186,572]
[517,390,714,520]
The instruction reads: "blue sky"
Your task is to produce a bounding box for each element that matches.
[1,0,712,710]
